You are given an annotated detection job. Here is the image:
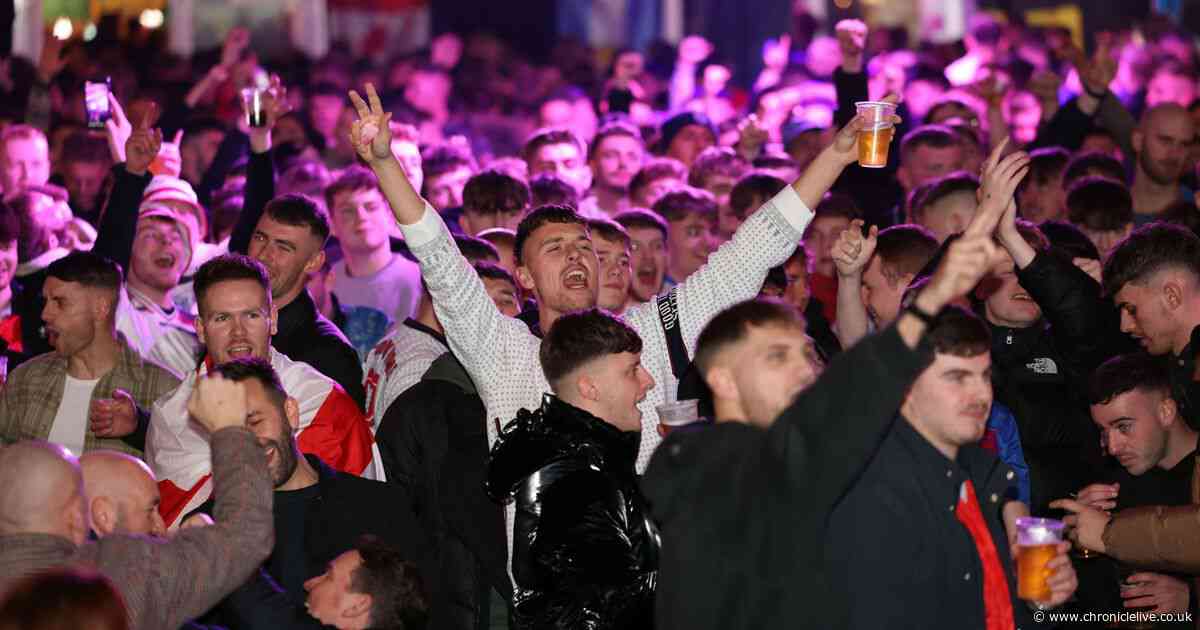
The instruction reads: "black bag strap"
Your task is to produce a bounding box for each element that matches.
[656,289,690,380]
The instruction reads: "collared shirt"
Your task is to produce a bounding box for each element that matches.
[0,334,181,457]
[828,419,1028,630]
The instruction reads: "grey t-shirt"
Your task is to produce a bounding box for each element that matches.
[333,254,422,357]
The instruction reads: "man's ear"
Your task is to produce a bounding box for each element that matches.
[897,165,912,192]
[269,301,279,336]
[342,592,373,623]
[705,366,737,401]
[515,265,537,293]
[1159,395,1180,428]
[284,397,300,432]
[577,373,600,402]
[1162,278,1184,312]
[90,496,115,537]
[302,249,326,276]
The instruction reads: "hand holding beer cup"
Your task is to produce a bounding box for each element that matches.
[1014,517,1077,607]
[836,94,901,168]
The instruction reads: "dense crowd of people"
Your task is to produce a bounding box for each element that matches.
[4,4,1200,628]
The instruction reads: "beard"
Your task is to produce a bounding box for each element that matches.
[264,426,300,488]
[1140,151,1184,187]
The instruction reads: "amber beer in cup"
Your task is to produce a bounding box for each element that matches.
[1015,517,1064,601]
[854,101,897,168]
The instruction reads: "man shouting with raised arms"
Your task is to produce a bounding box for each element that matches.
[345,82,897,566]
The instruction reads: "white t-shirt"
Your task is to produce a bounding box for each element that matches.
[46,375,101,456]
[332,254,423,357]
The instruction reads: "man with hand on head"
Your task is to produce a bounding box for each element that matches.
[0,372,274,630]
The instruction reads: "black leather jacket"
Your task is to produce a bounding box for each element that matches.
[486,395,658,630]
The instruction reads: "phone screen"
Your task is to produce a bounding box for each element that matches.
[85,80,111,129]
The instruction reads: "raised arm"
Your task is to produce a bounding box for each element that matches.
[93,104,161,271]
[229,77,287,255]
[831,219,877,348]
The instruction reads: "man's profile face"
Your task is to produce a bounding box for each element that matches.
[861,256,906,326]
[727,322,824,427]
[1091,387,1171,476]
[304,550,365,627]
[1114,279,1178,356]
[113,464,165,538]
[425,166,472,211]
[242,378,299,488]
[196,279,275,364]
[42,277,101,357]
[584,351,654,432]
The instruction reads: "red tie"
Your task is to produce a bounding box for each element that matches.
[955,479,1015,630]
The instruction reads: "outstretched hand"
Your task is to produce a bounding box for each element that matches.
[348,83,394,166]
[124,105,162,177]
[832,219,878,279]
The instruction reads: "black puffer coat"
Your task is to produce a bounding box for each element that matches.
[486,394,658,630]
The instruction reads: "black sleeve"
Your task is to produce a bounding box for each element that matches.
[324,340,366,413]
[832,68,868,128]
[222,569,323,630]
[229,149,275,255]
[93,165,153,272]
[194,129,249,211]
[771,323,932,511]
[1016,251,1125,376]
[1027,97,1094,152]
[119,405,151,452]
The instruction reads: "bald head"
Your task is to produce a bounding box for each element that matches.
[80,451,164,538]
[1135,104,1195,187]
[0,442,87,546]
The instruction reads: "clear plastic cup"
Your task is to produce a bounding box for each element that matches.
[1015,517,1064,601]
[854,101,898,168]
[656,399,700,437]
[241,87,267,128]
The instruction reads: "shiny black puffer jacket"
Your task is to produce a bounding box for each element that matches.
[486,394,658,630]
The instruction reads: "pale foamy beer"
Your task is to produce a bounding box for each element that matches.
[854,101,897,168]
[1015,517,1064,601]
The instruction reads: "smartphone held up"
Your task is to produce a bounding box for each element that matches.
[85,78,112,129]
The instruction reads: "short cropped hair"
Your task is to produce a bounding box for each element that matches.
[540,308,643,388]
[909,171,979,223]
[209,357,287,411]
[60,131,111,166]
[651,187,717,224]
[814,192,862,222]
[1066,177,1133,232]
[263,193,332,245]
[589,121,643,161]
[730,173,787,219]
[694,299,805,374]
[924,305,990,357]
[1063,152,1127,188]
[350,535,429,629]
[1102,223,1200,296]
[899,124,962,164]
[514,205,587,266]
[0,123,47,147]
[521,128,585,165]
[324,166,379,214]
[874,224,939,282]
[1040,220,1101,261]
[529,173,578,209]
[1017,147,1069,196]
[453,234,500,264]
[613,208,669,241]
[585,217,631,250]
[629,157,688,199]
[474,261,515,285]
[462,170,531,217]
[687,146,750,190]
[46,252,122,294]
[194,254,271,317]
[421,142,477,186]
[1088,352,1171,406]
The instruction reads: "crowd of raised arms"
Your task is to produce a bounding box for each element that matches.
[6,5,1200,629]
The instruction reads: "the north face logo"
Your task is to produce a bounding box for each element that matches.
[1026,357,1058,375]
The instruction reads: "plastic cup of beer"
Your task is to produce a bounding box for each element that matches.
[656,399,700,437]
[1015,516,1065,601]
[240,87,267,128]
[854,101,897,168]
